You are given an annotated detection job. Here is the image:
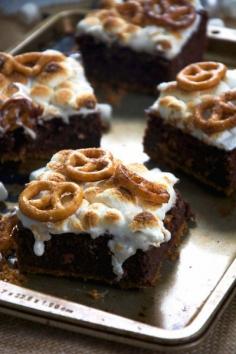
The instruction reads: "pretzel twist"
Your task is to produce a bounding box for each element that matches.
[65,148,115,182]
[144,0,196,29]
[114,164,169,204]
[0,52,67,132]
[0,53,16,76]
[116,1,144,25]
[177,62,227,92]
[113,0,196,29]
[194,91,236,134]
[19,180,83,222]
[0,51,65,77]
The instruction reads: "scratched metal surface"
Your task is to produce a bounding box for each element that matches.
[0,10,235,350]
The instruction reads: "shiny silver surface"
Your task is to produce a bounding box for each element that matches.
[1,10,236,350]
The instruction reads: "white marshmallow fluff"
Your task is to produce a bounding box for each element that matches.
[76,0,203,59]
[0,50,112,138]
[151,69,236,151]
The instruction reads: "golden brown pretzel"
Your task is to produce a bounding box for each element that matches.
[65,148,115,182]
[19,180,83,222]
[143,0,196,29]
[0,98,43,133]
[177,62,227,91]
[11,53,42,76]
[0,53,15,76]
[0,52,65,78]
[14,52,65,76]
[114,164,169,204]
[194,91,236,134]
[116,1,144,25]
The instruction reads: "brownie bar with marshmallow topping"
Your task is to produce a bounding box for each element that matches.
[76,1,207,94]
[144,113,236,195]
[0,50,103,179]
[15,147,191,288]
[144,61,236,195]
[16,192,191,288]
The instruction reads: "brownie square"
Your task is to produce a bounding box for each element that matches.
[0,50,104,178]
[76,3,207,94]
[143,58,236,195]
[144,113,236,195]
[0,113,102,163]
[16,192,190,288]
[15,148,191,288]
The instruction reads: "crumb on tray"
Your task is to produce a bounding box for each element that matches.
[87,289,107,300]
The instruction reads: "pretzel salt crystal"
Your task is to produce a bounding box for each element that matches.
[65,148,115,182]
[114,164,169,204]
[38,171,66,183]
[177,62,227,92]
[194,91,236,134]
[19,180,83,222]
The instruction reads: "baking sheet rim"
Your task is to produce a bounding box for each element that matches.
[0,258,235,350]
[1,8,236,350]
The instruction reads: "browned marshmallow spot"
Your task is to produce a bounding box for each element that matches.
[53,88,74,106]
[82,210,100,229]
[83,187,104,203]
[30,84,54,103]
[104,210,122,224]
[76,93,97,110]
[37,62,70,87]
[130,211,158,231]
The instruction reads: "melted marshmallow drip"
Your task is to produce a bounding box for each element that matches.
[34,240,45,256]
[76,0,202,59]
[152,69,236,151]
[97,103,112,126]
[17,209,52,257]
[7,82,37,139]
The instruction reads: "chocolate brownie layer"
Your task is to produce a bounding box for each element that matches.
[0,113,102,182]
[16,193,191,288]
[144,113,236,195]
[77,10,207,95]
[0,113,102,162]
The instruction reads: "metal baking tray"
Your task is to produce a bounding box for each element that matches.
[1,9,236,351]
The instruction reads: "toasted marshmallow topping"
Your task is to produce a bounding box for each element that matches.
[18,148,178,279]
[0,50,102,137]
[77,0,202,59]
[151,67,236,151]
